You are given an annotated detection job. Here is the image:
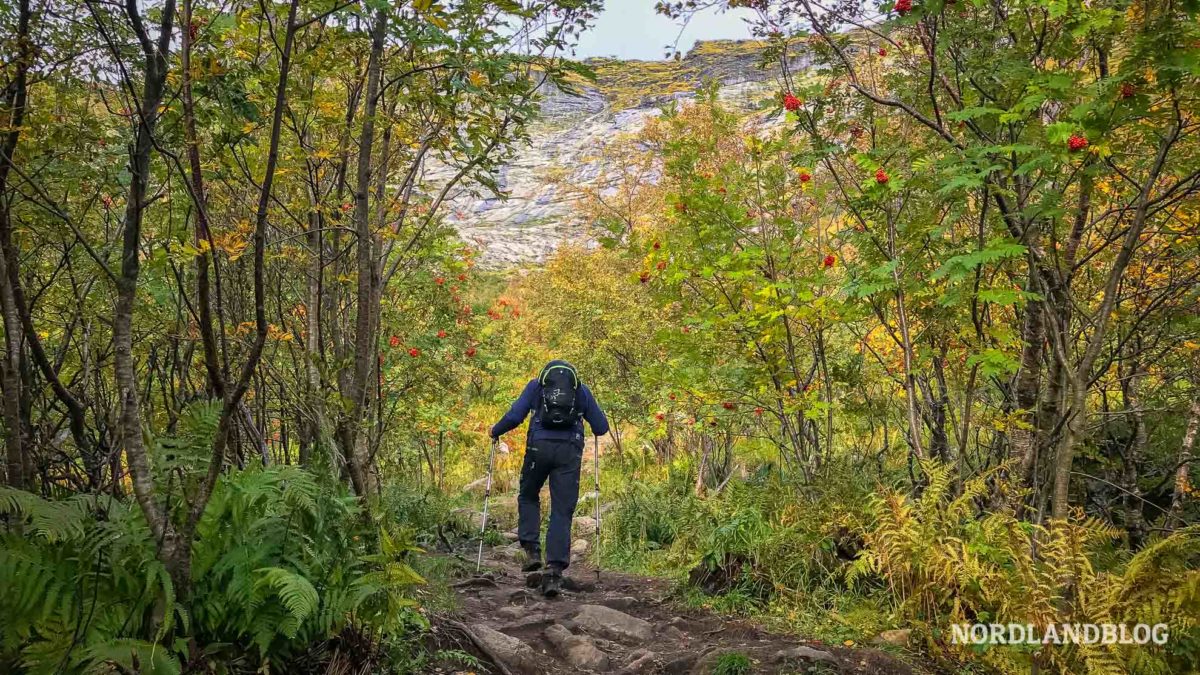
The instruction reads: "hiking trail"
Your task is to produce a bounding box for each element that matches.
[430,542,919,675]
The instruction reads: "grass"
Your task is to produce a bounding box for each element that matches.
[711,651,752,675]
[591,457,906,654]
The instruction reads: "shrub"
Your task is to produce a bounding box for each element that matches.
[0,466,425,674]
[849,461,1200,674]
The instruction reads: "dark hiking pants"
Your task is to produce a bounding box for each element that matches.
[518,439,581,571]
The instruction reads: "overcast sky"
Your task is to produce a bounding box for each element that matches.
[569,0,758,61]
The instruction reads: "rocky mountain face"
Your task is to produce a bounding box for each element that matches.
[439,40,808,267]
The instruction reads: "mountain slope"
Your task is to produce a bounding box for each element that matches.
[441,40,804,266]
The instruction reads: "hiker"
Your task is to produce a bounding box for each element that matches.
[491,359,608,596]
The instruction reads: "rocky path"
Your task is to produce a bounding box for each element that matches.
[432,544,917,675]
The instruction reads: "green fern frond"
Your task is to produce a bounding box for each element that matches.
[0,487,88,542]
[82,638,181,675]
[254,567,319,625]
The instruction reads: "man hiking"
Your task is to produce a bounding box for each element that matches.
[491,359,608,597]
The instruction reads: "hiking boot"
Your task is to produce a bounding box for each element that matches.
[541,567,563,598]
[521,545,542,573]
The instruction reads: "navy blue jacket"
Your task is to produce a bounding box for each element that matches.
[491,379,609,445]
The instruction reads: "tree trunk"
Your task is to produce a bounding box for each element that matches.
[182,0,301,556]
[1170,398,1199,525]
[694,435,711,496]
[181,0,223,399]
[1051,126,1177,521]
[1120,354,1147,547]
[0,0,32,490]
[343,9,388,498]
[0,250,24,489]
[112,0,181,586]
[1009,278,1045,487]
[890,218,924,461]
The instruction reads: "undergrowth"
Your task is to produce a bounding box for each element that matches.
[599,453,1200,675]
[0,407,457,674]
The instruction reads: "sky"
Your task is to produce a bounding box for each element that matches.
[570,0,758,61]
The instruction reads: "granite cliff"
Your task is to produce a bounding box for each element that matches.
[437,39,809,266]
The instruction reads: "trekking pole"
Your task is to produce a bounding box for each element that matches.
[476,438,498,573]
[593,434,601,583]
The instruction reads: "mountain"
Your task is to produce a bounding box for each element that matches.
[439,40,808,267]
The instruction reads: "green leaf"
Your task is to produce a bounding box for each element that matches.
[83,639,181,675]
[255,567,319,630]
[967,349,1019,378]
[931,240,1026,282]
[946,106,1006,121]
[977,287,1024,305]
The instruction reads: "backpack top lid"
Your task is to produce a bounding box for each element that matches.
[537,360,582,429]
[539,359,579,388]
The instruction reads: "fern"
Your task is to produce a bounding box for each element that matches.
[0,486,88,542]
[255,567,320,633]
[82,639,181,675]
[840,460,1199,674]
[2,461,431,673]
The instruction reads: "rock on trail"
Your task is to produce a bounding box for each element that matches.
[545,623,611,671]
[572,604,653,644]
[469,623,541,672]
[436,546,919,674]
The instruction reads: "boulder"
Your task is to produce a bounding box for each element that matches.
[625,648,653,663]
[662,625,685,641]
[601,596,638,611]
[562,576,596,592]
[468,624,538,672]
[573,516,599,535]
[572,538,590,555]
[873,628,913,647]
[545,623,611,671]
[662,652,698,674]
[503,613,555,631]
[773,645,838,665]
[688,649,728,675]
[493,543,525,563]
[507,588,536,604]
[451,508,487,530]
[462,476,490,493]
[496,605,524,621]
[621,649,658,673]
[573,604,653,644]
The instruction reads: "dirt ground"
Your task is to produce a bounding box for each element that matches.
[429,546,921,675]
